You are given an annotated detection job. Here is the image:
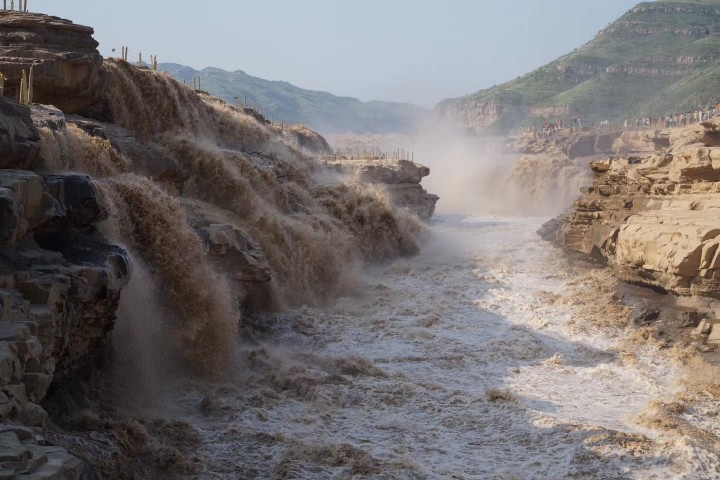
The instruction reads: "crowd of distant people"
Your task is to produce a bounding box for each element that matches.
[525,102,720,138]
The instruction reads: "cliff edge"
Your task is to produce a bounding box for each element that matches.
[544,117,720,297]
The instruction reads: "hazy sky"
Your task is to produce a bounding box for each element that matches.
[32,0,641,107]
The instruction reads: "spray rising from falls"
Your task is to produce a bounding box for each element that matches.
[370,132,592,217]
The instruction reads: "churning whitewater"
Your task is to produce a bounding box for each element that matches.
[116,215,719,479]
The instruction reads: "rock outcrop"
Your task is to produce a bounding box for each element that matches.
[282,125,333,155]
[544,117,720,297]
[0,170,130,477]
[326,159,439,219]
[0,98,40,169]
[0,12,105,115]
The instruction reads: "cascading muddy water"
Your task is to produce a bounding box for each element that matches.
[27,57,720,477]
[31,58,422,366]
[98,59,420,304]
[507,153,592,214]
[27,58,427,477]
[96,175,237,372]
[37,122,131,176]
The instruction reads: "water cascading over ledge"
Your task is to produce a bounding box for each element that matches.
[0,11,436,478]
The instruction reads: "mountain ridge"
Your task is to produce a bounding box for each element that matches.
[431,0,720,135]
[159,62,427,134]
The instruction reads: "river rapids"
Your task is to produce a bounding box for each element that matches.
[103,215,720,479]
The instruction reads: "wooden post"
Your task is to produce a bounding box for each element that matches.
[19,69,26,105]
[27,65,33,104]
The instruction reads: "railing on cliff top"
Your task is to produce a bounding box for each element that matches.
[527,106,720,139]
[1,1,28,12]
[320,149,417,165]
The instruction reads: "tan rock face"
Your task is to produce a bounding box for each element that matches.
[0,12,105,115]
[327,159,439,219]
[548,117,720,297]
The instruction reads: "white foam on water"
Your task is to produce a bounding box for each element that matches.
[160,215,720,479]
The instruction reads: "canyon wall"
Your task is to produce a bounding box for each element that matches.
[542,117,720,298]
[0,133,130,476]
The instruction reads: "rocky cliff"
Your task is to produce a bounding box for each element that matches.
[543,117,720,298]
[0,13,105,115]
[0,164,130,477]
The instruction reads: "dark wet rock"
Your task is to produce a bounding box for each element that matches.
[0,97,40,170]
[630,307,661,326]
[537,216,564,245]
[0,170,130,477]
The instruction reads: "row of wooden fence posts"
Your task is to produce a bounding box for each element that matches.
[2,1,28,12]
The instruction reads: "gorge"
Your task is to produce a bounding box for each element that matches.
[2,3,720,480]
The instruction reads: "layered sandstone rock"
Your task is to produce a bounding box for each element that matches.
[326,159,439,219]
[0,170,130,478]
[544,117,720,297]
[0,12,105,115]
[508,129,665,160]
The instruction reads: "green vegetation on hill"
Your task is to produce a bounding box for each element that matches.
[433,0,720,133]
[159,63,427,134]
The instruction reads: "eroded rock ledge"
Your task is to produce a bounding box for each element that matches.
[0,12,105,115]
[0,170,130,478]
[543,117,720,297]
[326,159,439,219]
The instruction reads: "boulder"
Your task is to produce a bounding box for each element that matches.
[43,175,106,228]
[198,224,271,283]
[0,425,89,478]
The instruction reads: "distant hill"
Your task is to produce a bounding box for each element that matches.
[431,0,720,135]
[159,63,427,134]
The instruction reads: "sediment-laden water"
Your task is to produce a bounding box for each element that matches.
[110,215,720,479]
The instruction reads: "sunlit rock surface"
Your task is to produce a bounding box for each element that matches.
[546,117,720,297]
